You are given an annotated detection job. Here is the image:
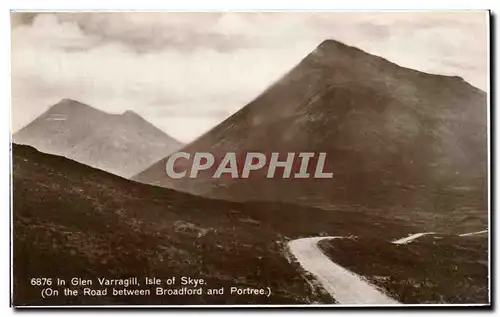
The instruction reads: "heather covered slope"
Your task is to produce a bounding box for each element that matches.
[13,143,415,305]
[133,39,487,231]
[13,99,182,178]
[318,234,489,304]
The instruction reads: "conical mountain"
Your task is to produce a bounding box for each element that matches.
[14,99,183,177]
[133,40,487,227]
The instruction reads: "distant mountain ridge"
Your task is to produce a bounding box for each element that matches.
[14,98,183,178]
[133,39,487,229]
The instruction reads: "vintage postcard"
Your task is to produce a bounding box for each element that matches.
[10,11,490,307]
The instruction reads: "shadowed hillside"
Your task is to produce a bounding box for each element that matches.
[133,39,487,232]
[13,143,415,306]
[318,234,489,304]
[14,99,183,178]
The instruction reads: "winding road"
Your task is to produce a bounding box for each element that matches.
[391,232,437,245]
[288,237,399,305]
[459,230,488,237]
[288,229,487,305]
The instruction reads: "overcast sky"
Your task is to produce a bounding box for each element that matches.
[11,12,488,142]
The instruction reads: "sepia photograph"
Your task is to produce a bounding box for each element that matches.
[10,10,490,307]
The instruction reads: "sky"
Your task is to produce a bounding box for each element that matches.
[11,11,488,143]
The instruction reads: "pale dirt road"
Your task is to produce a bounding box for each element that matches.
[392,229,488,243]
[459,230,488,237]
[391,232,437,245]
[288,237,399,305]
[288,230,488,304]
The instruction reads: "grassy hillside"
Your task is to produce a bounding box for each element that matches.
[318,234,489,304]
[13,144,414,306]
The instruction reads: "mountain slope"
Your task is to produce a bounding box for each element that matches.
[318,235,488,304]
[13,143,415,305]
[13,99,183,178]
[133,39,488,229]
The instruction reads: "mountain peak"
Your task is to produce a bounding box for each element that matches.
[305,39,379,68]
[49,98,97,114]
[55,98,86,107]
[122,110,147,123]
[312,40,472,87]
[122,110,140,117]
[15,99,183,178]
[313,39,362,56]
[317,39,349,49]
[59,98,78,103]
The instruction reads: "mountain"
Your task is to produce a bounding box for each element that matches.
[133,40,488,229]
[13,99,183,178]
[13,143,415,305]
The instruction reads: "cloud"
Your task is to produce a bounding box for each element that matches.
[11,12,488,142]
